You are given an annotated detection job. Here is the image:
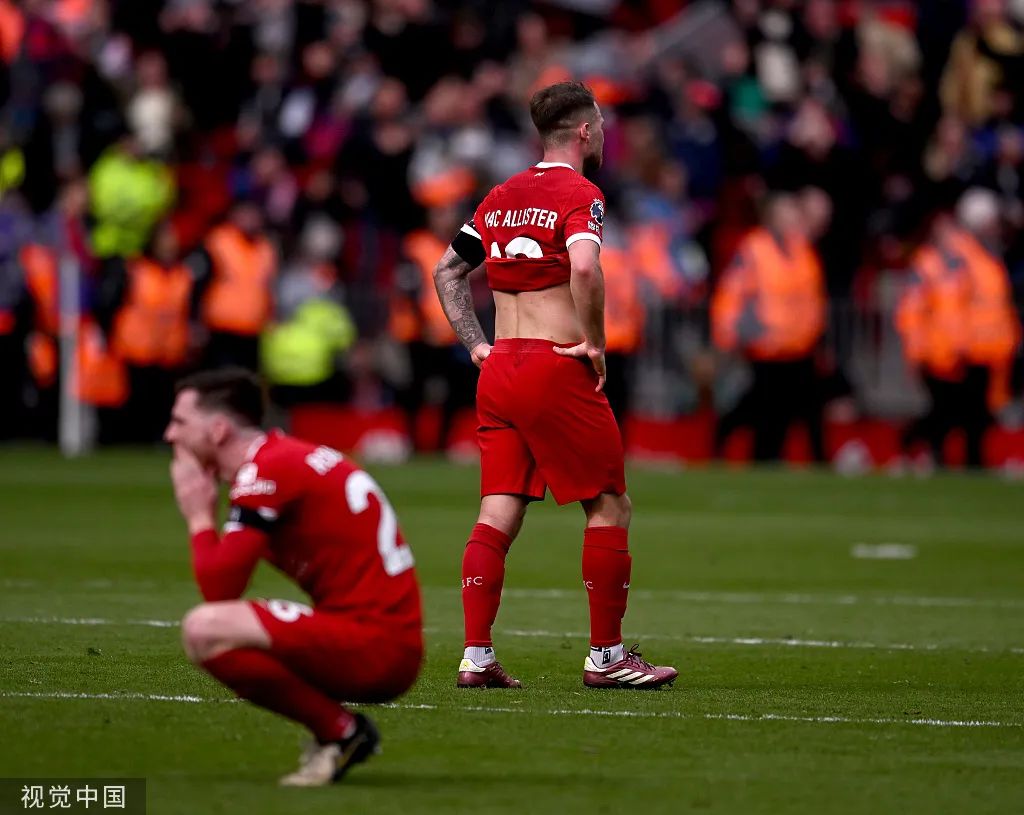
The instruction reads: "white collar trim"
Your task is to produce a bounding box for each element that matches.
[535,162,576,171]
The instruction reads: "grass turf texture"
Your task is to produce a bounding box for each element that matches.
[0,448,1021,815]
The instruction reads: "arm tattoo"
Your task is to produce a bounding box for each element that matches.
[433,246,486,351]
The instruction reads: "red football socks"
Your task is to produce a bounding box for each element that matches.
[582,526,632,648]
[462,522,513,647]
[202,649,354,743]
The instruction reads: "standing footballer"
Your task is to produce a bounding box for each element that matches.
[433,82,677,689]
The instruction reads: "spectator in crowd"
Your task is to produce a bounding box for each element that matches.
[940,0,1024,127]
[126,50,181,158]
[261,215,356,407]
[0,0,1020,465]
[88,133,175,259]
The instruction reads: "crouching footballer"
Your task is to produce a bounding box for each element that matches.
[165,368,422,786]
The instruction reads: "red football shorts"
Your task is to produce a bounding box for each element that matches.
[477,339,627,505]
[250,599,422,702]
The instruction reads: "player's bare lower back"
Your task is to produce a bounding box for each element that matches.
[493,285,583,343]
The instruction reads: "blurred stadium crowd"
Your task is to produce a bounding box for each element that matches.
[1,0,1023,467]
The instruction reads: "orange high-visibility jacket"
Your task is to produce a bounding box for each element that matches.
[896,243,970,380]
[627,223,684,301]
[75,320,128,407]
[20,244,59,386]
[17,244,130,402]
[711,228,826,360]
[390,230,458,347]
[945,229,1021,367]
[201,224,276,336]
[111,258,193,368]
[21,244,59,335]
[602,245,645,355]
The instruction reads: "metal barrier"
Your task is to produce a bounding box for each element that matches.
[628,291,928,420]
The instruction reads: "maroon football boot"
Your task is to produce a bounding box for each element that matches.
[583,644,677,689]
[457,658,523,689]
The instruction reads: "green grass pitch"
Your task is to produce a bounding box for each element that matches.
[0,449,1022,814]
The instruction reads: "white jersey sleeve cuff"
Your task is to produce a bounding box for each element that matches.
[566,232,601,248]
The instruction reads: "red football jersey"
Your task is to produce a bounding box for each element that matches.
[471,162,605,292]
[226,431,420,623]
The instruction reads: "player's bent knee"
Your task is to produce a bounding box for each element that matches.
[181,605,212,663]
[181,604,231,663]
[182,602,272,663]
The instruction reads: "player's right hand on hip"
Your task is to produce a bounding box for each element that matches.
[554,342,606,392]
[470,342,492,368]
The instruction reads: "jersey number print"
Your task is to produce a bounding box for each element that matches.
[345,471,415,577]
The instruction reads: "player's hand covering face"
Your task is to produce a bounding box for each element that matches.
[170,445,218,528]
[164,389,219,471]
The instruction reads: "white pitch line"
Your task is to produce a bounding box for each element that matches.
[663,634,1024,655]
[451,705,1020,729]
[2,691,1019,730]
[4,617,1021,655]
[3,580,1022,611]
[2,691,210,703]
[493,629,1024,656]
[0,616,179,628]
[851,543,917,560]
[495,588,1024,610]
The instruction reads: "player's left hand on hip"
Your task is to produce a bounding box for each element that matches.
[170,446,218,530]
[470,342,492,368]
[554,342,606,392]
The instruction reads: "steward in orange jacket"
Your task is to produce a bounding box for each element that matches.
[711,194,828,462]
[192,202,277,372]
[19,243,60,390]
[392,207,478,452]
[896,240,969,382]
[94,222,194,442]
[16,244,129,439]
[108,256,192,369]
[600,233,646,429]
[897,213,1021,468]
[14,243,62,440]
[390,229,457,347]
[711,227,826,362]
[950,228,1020,409]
